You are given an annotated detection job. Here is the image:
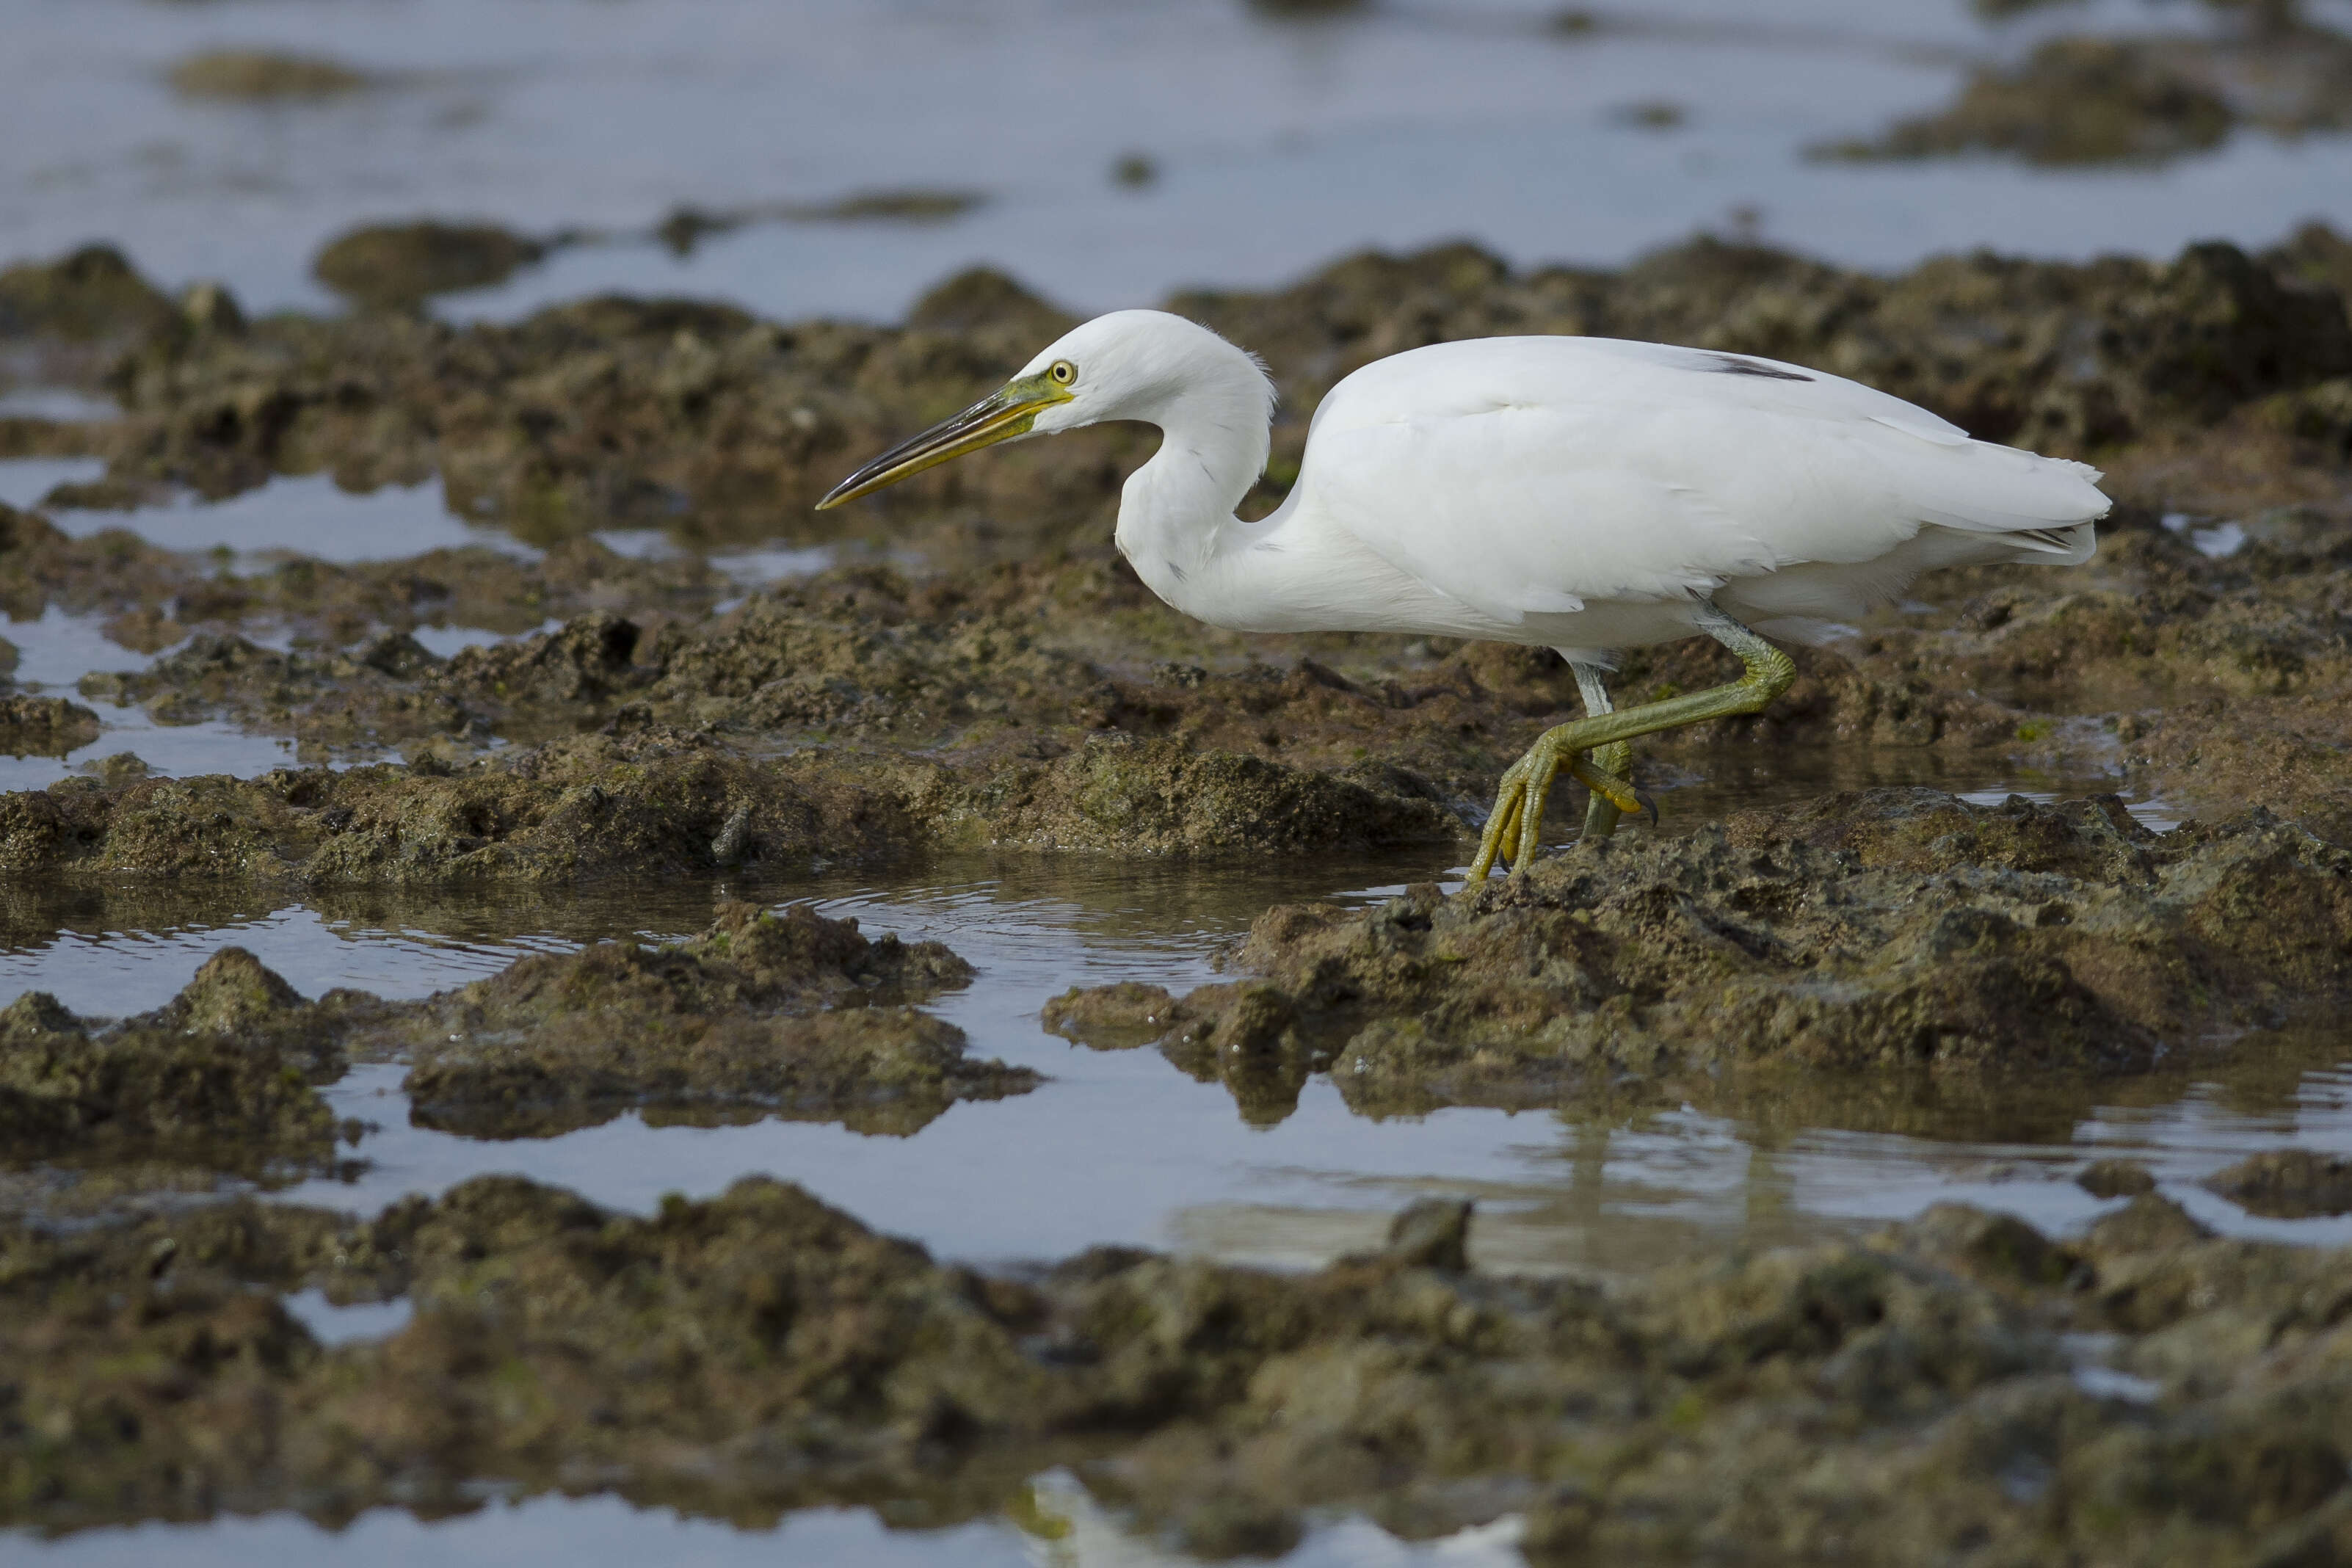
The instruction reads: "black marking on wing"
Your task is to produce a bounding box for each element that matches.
[2014,527,2079,550]
[1702,353,1813,382]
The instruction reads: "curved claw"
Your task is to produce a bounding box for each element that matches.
[1567,756,1642,817]
[1635,787,1660,826]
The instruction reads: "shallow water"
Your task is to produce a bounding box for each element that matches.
[0,600,537,788]
[15,1482,1528,1568]
[38,473,538,568]
[1,781,2342,1563]
[4,0,2350,324]
[0,456,104,511]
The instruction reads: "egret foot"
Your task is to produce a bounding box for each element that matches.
[1583,739,1638,840]
[1470,606,1796,882]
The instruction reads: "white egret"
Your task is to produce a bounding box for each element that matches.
[819,311,2108,880]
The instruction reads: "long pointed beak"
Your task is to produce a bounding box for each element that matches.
[816,372,1072,510]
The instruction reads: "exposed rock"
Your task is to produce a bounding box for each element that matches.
[1048,790,2352,1120]
[0,245,178,348]
[8,1183,2352,1562]
[2077,1158,2159,1198]
[0,951,349,1171]
[166,50,371,101]
[1825,22,2352,167]
[313,221,547,308]
[1825,37,2236,165]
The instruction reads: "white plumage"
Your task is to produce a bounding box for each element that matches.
[983,313,2105,658]
[821,308,2109,874]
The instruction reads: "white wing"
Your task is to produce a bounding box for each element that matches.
[1296,336,2108,625]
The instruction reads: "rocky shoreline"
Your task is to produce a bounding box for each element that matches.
[2,222,2351,1556]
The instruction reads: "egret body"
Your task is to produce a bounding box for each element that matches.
[820,310,2108,879]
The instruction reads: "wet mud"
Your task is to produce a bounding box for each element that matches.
[10,1183,2352,1566]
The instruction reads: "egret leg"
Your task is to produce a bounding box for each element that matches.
[1569,661,1636,843]
[1470,605,1796,882]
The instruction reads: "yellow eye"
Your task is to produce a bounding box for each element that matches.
[1049,360,1077,386]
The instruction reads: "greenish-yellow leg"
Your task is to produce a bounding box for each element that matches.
[1469,606,1796,882]
[1572,662,1632,843]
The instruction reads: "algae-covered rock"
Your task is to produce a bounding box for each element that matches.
[1049,790,2352,1119]
[970,735,1457,854]
[84,230,2352,547]
[1827,37,2237,165]
[12,1183,2352,1561]
[313,221,547,308]
[167,50,371,101]
[0,950,349,1170]
[399,900,1021,1136]
[1824,23,2352,169]
[0,245,178,348]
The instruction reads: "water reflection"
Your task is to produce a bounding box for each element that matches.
[0,841,2337,1276]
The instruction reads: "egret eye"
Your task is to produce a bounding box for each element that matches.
[1049,360,1078,386]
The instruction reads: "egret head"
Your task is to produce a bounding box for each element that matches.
[816,310,1271,509]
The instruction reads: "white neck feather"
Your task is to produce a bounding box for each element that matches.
[1111,342,1271,620]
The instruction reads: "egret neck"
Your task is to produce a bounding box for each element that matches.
[1108,338,1271,625]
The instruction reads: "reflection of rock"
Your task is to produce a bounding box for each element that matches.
[313,221,548,308]
[2204,1149,2352,1217]
[14,1185,2352,1561]
[396,899,1020,1139]
[0,694,100,756]
[1056,791,2352,1122]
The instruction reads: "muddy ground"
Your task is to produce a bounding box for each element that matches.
[13,1178,2352,1566]
[3,221,2352,1557]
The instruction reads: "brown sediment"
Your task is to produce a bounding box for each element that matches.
[7,1181,2352,1562]
[1045,789,2352,1122]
